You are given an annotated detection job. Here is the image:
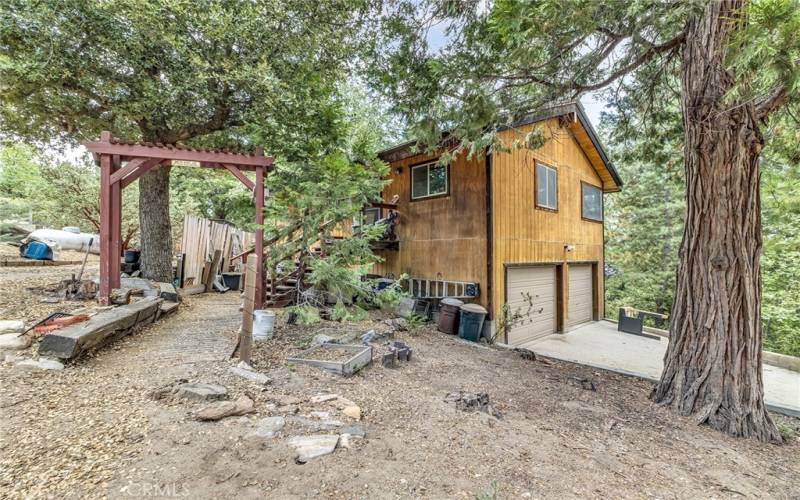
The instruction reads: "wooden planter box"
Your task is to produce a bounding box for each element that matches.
[287,344,373,376]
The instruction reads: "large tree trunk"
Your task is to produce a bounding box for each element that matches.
[138,165,173,282]
[652,0,781,442]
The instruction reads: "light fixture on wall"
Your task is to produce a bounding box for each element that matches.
[564,244,575,252]
[395,167,403,175]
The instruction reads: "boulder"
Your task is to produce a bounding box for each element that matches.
[288,435,339,463]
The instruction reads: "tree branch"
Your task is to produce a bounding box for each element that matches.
[755,84,790,120]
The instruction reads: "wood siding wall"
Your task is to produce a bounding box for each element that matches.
[372,150,490,309]
[491,118,605,341]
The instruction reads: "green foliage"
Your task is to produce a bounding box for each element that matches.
[760,116,800,356]
[0,142,140,245]
[372,279,409,310]
[474,481,499,500]
[404,313,427,334]
[284,305,321,326]
[601,92,800,356]
[0,0,378,148]
[330,301,369,323]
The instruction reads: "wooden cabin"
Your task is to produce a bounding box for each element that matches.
[371,102,622,345]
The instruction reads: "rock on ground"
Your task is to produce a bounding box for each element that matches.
[254,416,285,438]
[174,383,228,401]
[288,435,340,463]
[229,366,271,385]
[0,333,31,351]
[14,358,64,371]
[195,395,255,421]
[0,320,25,334]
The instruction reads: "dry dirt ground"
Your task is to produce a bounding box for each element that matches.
[1,268,799,499]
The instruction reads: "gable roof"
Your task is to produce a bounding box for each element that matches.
[377,102,622,192]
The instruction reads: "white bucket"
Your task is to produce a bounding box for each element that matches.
[253,310,276,341]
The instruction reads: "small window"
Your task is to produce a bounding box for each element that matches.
[581,182,603,222]
[536,162,558,210]
[411,161,448,200]
[353,207,380,229]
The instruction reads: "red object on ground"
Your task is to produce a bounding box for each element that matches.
[33,314,90,333]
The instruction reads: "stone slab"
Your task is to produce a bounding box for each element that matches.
[38,297,163,360]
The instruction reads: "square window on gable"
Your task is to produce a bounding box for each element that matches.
[411,161,449,200]
[535,162,558,210]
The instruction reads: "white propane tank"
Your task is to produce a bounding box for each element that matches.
[26,229,100,254]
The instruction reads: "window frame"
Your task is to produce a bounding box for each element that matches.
[534,161,559,212]
[580,181,604,223]
[409,159,450,201]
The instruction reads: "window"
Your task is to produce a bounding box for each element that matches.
[353,207,380,230]
[535,162,558,210]
[362,207,380,225]
[581,182,603,222]
[411,161,448,200]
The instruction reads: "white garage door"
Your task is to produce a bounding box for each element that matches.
[506,266,557,346]
[568,264,594,328]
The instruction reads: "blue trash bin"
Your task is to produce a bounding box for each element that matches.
[22,241,53,261]
[458,303,488,342]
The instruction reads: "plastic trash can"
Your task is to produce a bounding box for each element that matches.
[22,241,53,261]
[253,310,276,341]
[437,297,464,334]
[458,303,488,342]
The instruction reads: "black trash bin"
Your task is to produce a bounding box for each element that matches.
[458,303,488,342]
[437,298,464,334]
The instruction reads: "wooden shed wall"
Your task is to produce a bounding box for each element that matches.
[372,150,490,309]
[491,118,605,340]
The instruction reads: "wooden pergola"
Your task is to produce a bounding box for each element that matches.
[85,131,273,305]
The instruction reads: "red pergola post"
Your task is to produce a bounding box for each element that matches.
[254,164,265,308]
[110,154,122,292]
[98,137,112,304]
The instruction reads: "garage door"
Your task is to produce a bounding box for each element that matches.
[506,266,557,346]
[568,264,594,328]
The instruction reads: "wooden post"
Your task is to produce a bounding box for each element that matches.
[254,164,265,308]
[98,133,112,304]
[110,154,122,291]
[239,259,257,364]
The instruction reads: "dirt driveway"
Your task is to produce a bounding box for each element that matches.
[1,292,799,499]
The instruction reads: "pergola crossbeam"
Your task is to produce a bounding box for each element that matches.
[222,163,255,191]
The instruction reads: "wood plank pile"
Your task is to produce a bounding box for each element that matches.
[178,214,253,290]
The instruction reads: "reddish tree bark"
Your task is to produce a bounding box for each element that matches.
[652,0,781,442]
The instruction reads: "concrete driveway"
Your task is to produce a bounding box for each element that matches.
[522,320,800,417]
